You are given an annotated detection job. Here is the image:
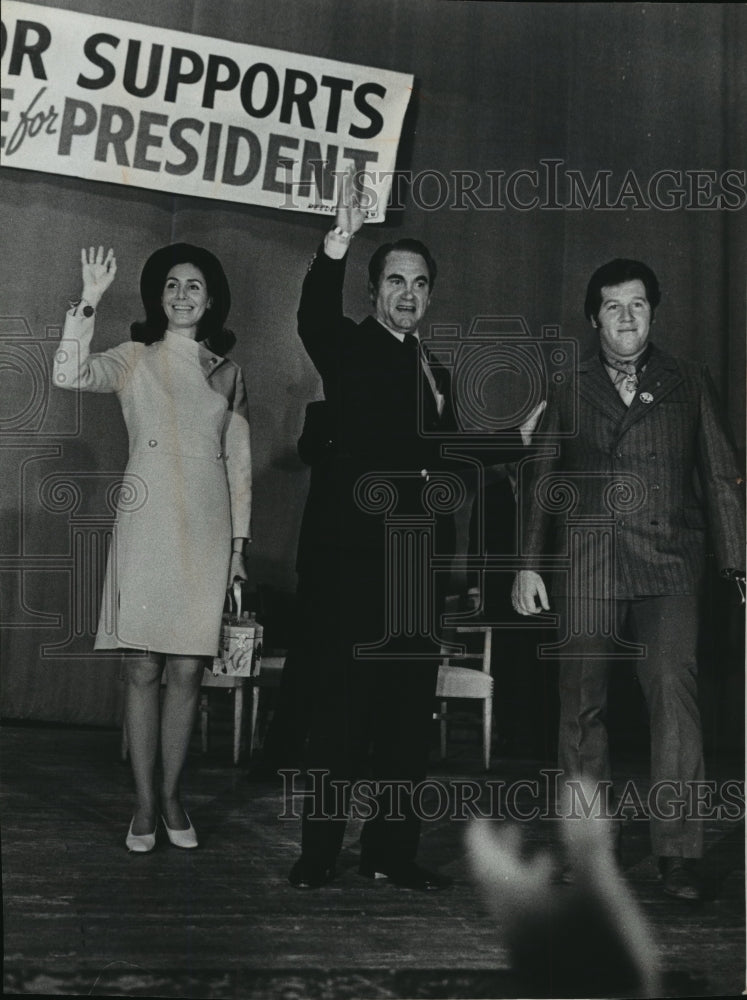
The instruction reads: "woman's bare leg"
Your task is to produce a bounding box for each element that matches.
[160,656,206,829]
[125,653,164,834]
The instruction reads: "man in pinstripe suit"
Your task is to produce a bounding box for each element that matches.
[512,259,745,901]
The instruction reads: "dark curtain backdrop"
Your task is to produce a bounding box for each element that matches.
[1,1,744,724]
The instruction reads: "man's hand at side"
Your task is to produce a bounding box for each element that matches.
[512,570,550,615]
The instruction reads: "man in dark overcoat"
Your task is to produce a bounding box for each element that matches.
[512,258,745,901]
[287,174,538,890]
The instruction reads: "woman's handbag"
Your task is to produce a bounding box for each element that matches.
[212,582,263,677]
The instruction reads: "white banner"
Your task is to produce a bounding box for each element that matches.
[0,2,413,220]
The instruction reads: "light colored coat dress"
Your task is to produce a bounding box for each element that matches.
[53,309,252,656]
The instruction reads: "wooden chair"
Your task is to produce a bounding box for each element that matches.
[198,669,249,764]
[246,654,286,754]
[435,626,494,770]
[243,646,496,768]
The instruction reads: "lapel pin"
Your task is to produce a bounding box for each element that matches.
[640,391,654,404]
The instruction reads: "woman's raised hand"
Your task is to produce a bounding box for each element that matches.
[335,164,367,236]
[81,246,117,307]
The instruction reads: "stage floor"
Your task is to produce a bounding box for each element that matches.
[1,720,744,998]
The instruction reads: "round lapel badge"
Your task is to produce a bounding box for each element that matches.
[639,391,654,404]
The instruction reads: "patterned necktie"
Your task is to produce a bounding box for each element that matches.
[601,345,651,407]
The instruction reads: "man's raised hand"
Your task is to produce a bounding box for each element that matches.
[335,165,367,236]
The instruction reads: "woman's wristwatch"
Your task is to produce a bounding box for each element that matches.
[69,298,96,317]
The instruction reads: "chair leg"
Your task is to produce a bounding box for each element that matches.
[482,629,493,770]
[200,692,209,754]
[248,682,260,756]
[233,685,244,765]
[483,695,493,771]
[439,699,448,759]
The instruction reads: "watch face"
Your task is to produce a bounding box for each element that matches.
[82,305,95,317]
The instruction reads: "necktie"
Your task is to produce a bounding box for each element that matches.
[403,334,438,426]
[602,346,651,407]
[402,332,419,358]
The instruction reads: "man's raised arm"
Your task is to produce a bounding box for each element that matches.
[297,167,366,376]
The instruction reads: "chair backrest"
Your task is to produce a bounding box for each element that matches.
[436,664,493,698]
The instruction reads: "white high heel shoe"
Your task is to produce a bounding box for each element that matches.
[161,812,198,849]
[126,819,157,853]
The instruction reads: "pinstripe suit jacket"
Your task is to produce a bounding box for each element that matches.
[519,345,745,598]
